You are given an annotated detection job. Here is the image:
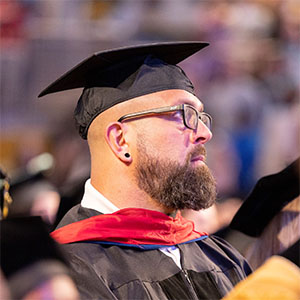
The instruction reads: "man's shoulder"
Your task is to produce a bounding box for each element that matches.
[196,234,244,259]
[56,204,101,229]
[195,235,252,275]
[199,234,240,252]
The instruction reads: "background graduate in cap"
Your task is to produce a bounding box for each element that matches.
[0,168,79,300]
[39,41,251,299]
[222,157,300,300]
[231,157,300,270]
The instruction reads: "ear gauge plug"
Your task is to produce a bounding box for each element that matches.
[125,153,130,158]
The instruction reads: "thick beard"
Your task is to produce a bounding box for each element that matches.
[135,143,217,211]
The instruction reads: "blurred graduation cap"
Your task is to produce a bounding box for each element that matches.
[0,216,68,278]
[7,153,57,222]
[0,216,71,298]
[38,41,209,139]
[230,158,300,237]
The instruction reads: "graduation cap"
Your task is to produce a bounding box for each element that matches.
[0,216,72,298]
[230,158,300,237]
[0,216,68,278]
[38,41,209,139]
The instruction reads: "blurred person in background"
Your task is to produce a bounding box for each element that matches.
[231,157,300,269]
[221,157,300,300]
[0,167,80,300]
[5,152,61,230]
[9,173,61,227]
[1,216,80,300]
[244,196,300,270]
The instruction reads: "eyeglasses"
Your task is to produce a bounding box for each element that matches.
[118,104,212,130]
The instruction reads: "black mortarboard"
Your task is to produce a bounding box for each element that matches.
[230,158,300,237]
[0,216,73,299]
[0,216,68,278]
[38,41,209,139]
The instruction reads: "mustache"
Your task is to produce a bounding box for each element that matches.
[187,146,207,162]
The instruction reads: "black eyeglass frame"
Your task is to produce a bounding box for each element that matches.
[117,104,212,130]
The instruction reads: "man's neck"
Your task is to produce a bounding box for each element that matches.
[90,178,175,215]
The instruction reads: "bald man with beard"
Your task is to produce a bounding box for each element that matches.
[40,42,251,299]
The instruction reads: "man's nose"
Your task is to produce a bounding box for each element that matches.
[190,121,212,144]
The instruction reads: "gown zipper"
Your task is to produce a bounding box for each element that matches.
[178,245,199,299]
[181,269,199,300]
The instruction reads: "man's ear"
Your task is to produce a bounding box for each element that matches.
[105,122,132,163]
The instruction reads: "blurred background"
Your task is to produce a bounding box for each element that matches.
[0,0,299,228]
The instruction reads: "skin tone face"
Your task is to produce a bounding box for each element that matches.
[124,89,212,168]
[88,89,214,213]
[23,274,80,300]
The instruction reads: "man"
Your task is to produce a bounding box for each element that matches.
[39,42,251,299]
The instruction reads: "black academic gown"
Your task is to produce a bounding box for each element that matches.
[56,205,251,300]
